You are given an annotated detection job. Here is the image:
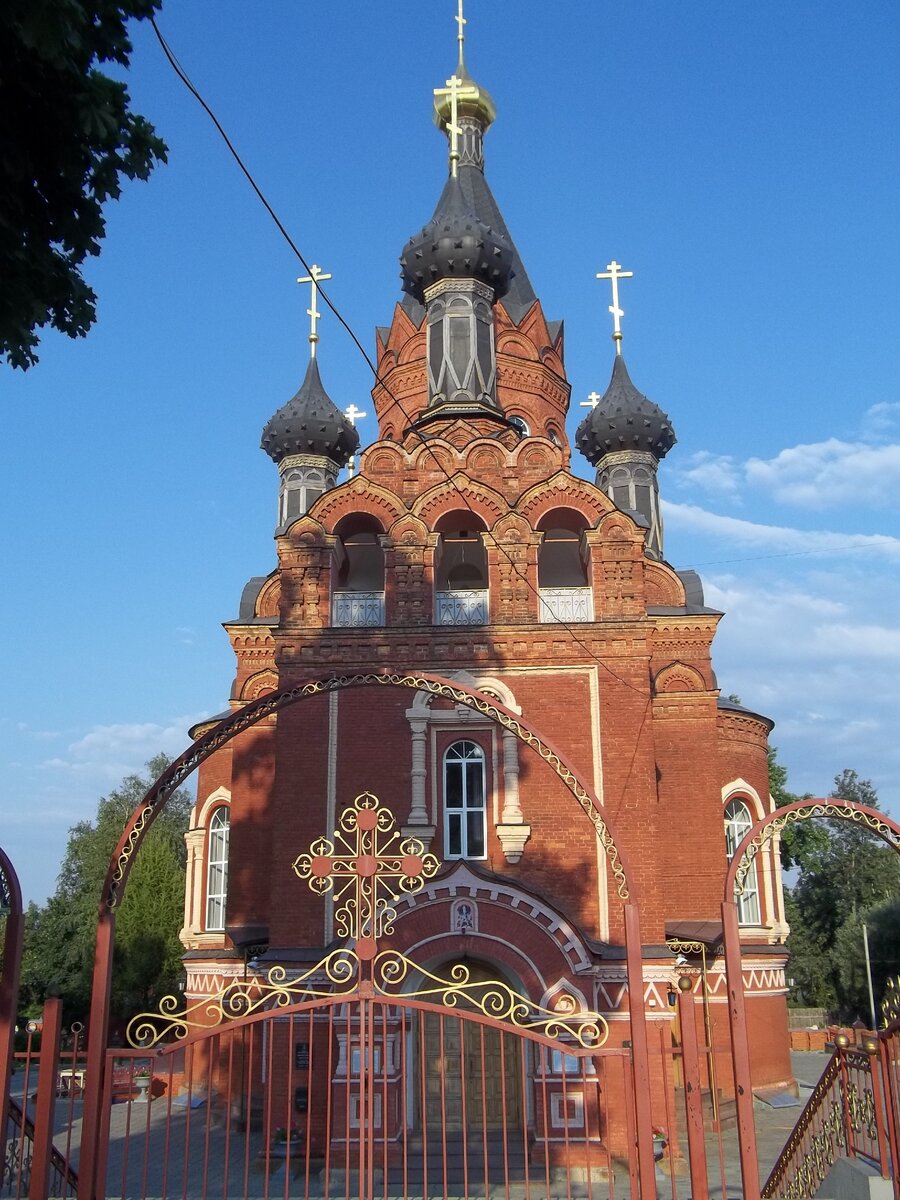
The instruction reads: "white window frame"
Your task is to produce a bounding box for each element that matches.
[724,798,761,926]
[206,807,230,932]
[443,740,487,859]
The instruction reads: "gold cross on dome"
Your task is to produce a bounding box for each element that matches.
[296,264,332,358]
[344,404,367,477]
[293,793,439,962]
[581,391,602,411]
[434,72,479,178]
[596,260,634,355]
[344,404,367,427]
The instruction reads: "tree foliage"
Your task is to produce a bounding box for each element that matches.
[20,755,191,1028]
[1,0,166,369]
[782,768,900,1021]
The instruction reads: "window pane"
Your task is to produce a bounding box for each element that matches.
[448,813,462,857]
[465,761,483,806]
[467,810,485,857]
[446,763,462,808]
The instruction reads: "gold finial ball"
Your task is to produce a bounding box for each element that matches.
[862,1037,879,1054]
[833,1033,850,1049]
[678,976,694,993]
[434,69,496,133]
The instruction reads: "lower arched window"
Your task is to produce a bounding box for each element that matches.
[724,799,760,926]
[444,741,486,859]
[206,807,230,931]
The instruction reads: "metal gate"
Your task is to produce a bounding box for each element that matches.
[97,977,628,1199]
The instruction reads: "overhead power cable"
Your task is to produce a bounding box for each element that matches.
[149,15,669,822]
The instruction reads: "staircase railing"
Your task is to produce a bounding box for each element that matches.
[3,1095,78,1198]
[762,1033,896,1199]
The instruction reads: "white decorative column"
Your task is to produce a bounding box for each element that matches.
[497,727,531,863]
[403,714,435,847]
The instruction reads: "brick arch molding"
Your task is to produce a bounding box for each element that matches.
[100,670,637,914]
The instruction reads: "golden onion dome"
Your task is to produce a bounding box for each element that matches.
[433,63,496,133]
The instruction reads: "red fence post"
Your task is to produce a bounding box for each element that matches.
[29,993,63,1200]
[78,907,116,1200]
[863,1036,892,1180]
[721,899,761,1199]
[676,976,709,1200]
[0,848,24,1144]
[623,903,657,1196]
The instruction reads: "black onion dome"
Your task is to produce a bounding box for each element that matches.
[260,357,359,466]
[399,174,514,305]
[575,355,677,464]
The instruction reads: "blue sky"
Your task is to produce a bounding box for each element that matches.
[2,2,899,907]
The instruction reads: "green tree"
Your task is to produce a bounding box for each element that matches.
[784,769,900,1020]
[1,0,166,369]
[20,755,191,1028]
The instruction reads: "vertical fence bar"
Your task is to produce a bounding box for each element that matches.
[877,1033,900,1200]
[623,903,657,1195]
[0,850,23,1151]
[28,995,63,1200]
[676,977,709,1200]
[721,898,761,1199]
[862,1037,892,1180]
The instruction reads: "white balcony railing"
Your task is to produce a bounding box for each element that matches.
[435,590,489,626]
[538,587,593,623]
[331,590,385,628]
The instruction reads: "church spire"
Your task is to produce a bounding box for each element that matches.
[575,267,676,560]
[260,266,359,529]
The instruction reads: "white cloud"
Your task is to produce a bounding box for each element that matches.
[744,439,900,508]
[663,501,900,559]
[862,402,900,439]
[39,715,210,783]
[672,452,742,498]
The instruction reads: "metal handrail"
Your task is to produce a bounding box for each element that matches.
[4,1094,78,1195]
[762,1039,893,1199]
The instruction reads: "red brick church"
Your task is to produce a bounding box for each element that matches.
[179,14,792,1141]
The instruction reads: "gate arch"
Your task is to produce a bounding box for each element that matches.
[79,671,659,1198]
[721,797,900,1200]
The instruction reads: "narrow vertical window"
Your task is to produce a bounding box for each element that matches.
[206,807,230,931]
[724,799,760,926]
[444,741,486,859]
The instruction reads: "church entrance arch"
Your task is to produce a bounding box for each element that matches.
[721,798,900,1200]
[419,960,525,1131]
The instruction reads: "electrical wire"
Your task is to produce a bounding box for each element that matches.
[148,16,674,818]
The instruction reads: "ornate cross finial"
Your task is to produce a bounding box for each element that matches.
[296,264,332,359]
[344,404,367,477]
[434,72,479,178]
[293,793,438,963]
[596,260,634,355]
[455,0,467,69]
[581,391,602,411]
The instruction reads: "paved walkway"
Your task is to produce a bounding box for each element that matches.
[39,1052,830,1198]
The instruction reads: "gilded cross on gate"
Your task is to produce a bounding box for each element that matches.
[293,793,439,962]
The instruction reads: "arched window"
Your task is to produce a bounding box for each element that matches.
[444,741,486,859]
[434,513,489,624]
[537,509,592,622]
[206,807,230,932]
[724,799,761,926]
[333,515,385,627]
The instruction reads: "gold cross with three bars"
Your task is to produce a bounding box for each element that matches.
[293,793,439,961]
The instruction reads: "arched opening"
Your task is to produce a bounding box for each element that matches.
[434,511,489,625]
[536,509,592,622]
[418,959,525,1131]
[332,514,385,627]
